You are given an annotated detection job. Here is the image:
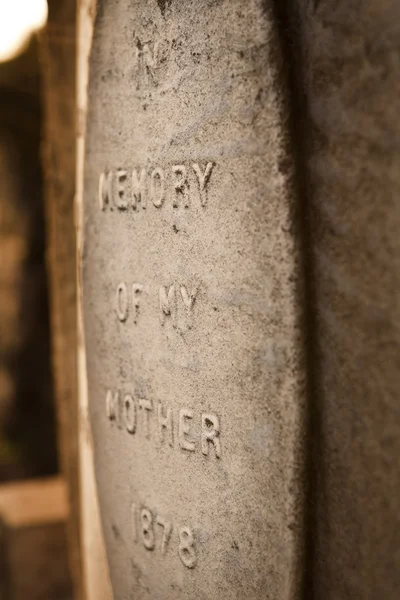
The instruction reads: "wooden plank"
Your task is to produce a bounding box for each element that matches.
[39,2,82,598]
[0,477,72,600]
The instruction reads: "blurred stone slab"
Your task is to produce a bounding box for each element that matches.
[0,477,72,600]
[289,0,400,598]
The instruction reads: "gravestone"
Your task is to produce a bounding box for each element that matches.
[82,1,306,598]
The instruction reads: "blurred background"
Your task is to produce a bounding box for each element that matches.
[0,1,74,598]
[0,0,55,483]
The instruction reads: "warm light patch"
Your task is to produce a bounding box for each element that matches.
[0,0,48,62]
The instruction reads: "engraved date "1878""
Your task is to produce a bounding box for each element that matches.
[131,503,197,569]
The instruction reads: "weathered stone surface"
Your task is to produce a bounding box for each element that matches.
[77,1,114,598]
[83,1,306,598]
[290,1,400,598]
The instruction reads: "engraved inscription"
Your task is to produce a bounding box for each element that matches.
[132,34,179,99]
[201,414,222,458]
[192,162,214,206]
[123,394,136,433]
[106,389,221,458]
[132,283,144,323]
[172,165,189,208]
[132,168,146,209]
[115,282,145,323]
[98,162,215,212]
[151,167,166,208]
[159,282,200,330]
[131,502,197,569]
[98,171,113,210]
[156,515,173,556]
[114,280,199,330]
[135,39,159,82]
[116,283,129,322]
[115,169,128,209]
[178,527,197,569]
[179,409,195,453]
[158,403,173,447]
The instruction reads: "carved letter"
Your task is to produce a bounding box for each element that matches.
[132,168,147,209]
[179,409,195,452]
[192,162,214,206]
[98,171,113,210]
[116,283,129,322]
[139,398,153,439]
[123,394,137,433]
[159,285,176,326]
[151,168,165,208]
[136,40,159,79]
[157,403,173,447]
[180,282,200,329]
[201,413,221,458]
[180,285,199,311]
[172,165,189,208]
[115,169,128,209]
[106,389,120,421]
[132,283,144,324]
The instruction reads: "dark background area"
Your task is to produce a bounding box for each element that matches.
[0,36,57,481]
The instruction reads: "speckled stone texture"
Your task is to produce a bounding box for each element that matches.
[291,1,400,598]
[82,0,307,598]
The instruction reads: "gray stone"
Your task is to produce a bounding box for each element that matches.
[82,0,307,598]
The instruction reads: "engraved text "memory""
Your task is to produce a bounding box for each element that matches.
[98,163,214,211]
